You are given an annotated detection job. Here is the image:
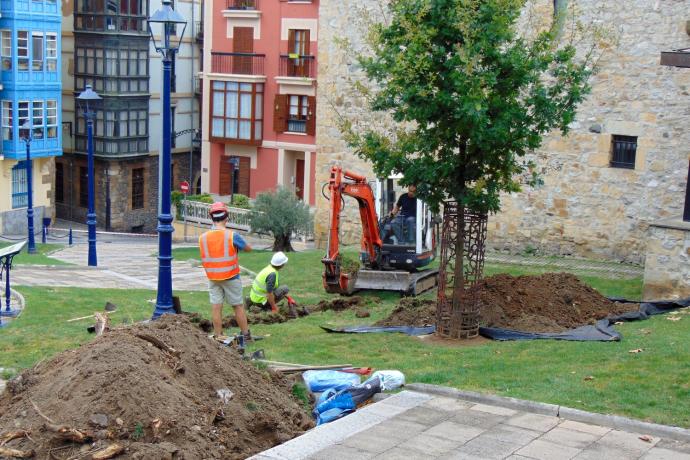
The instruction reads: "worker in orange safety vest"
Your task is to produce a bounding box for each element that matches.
[199,201,253,340]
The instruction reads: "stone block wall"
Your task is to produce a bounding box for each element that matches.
[315,0,690,264]
[643,219,690,300]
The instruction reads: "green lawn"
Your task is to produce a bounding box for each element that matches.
[0,242,69,266]
[3,249,689,428]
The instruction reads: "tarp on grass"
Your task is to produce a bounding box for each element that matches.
[321,298,689,342]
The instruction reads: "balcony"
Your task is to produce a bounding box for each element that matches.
[279,55,316,78]
[226,0,258,9]
[211,52,265,75]
[194,21,203,42]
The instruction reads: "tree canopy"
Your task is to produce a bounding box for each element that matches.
[343,0,597,214]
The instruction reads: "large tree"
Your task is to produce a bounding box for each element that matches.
[343,0,602,335]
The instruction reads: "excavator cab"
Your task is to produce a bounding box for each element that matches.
[371,175,437,271]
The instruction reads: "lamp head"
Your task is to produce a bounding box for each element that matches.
[147,0,187,54]
[76,84,101,113]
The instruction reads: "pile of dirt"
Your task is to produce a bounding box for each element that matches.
[375,273,640,333]
[0,316,313,459]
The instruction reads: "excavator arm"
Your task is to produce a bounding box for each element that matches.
[322,166,383,294]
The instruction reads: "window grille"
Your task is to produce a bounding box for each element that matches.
[11,162,29,209]
[132,167,144,209]
[610,135,637,169]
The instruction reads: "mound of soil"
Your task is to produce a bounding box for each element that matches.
[376,273,640,333]
[0,316,313,459]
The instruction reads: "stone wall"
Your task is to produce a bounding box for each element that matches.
[315,0,690,264]
[643,219,690,300]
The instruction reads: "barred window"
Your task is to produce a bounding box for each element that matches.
[610,135,637,169]
[79,166,88,207]
[132,167,144,209]
[55,162,64,203]
[12,161,29,209]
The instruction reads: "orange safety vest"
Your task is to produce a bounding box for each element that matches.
[199,229,240,281]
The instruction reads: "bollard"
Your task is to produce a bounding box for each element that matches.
[68,227,73,246]
[42,225,47,244]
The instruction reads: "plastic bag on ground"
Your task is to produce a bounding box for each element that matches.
[302,370,361,393]
[371,370,405,391]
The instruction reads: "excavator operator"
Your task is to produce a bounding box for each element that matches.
[386,184,417,244]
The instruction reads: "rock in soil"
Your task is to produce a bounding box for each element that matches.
[0,315,313,459]
[375,273,641,333]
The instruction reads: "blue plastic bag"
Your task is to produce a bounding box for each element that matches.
[316,407,354,425]
[302,370,360,393]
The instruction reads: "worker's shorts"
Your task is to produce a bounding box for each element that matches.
[208,277,243,306]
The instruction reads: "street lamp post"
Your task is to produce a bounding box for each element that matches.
[148,0,187,319]
[19,122,36,254]
[76,85,102,267]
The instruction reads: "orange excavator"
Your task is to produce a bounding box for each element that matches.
[322,166,438,296]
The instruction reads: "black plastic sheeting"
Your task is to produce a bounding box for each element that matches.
[321,297,690,342]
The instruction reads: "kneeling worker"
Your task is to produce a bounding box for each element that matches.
[247,252,297,317]
[199,202,253,340]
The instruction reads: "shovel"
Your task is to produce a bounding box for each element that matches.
[67,302,118,323]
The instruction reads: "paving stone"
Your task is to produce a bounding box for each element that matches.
[449,408,504,429]
[656,440,690,455]
[398,432,463,456]
[374,447,427,459]
[365,419,429,440]
[448,435,524,460]
[540,427,602,449]
[559,420,612,437]
[481,424,542,446]
[506,413,560,433]
[309,445,375,460]
[573,445,642,460]
[598,429,660,454]
[423,396,474,413]
[516,439,582,460]
[504,456,538,460]
[382,391,432,409]
[342,431,402,454]
[641,448,690,460]
[422,421,485,443]
[357,401,410,419]
[470,403,518,416]
[398,406,455,426]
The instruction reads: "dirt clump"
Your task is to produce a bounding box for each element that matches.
[0,315,313,459]
[376,273,640,333]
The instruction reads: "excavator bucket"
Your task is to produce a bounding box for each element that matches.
[353,269,439,296]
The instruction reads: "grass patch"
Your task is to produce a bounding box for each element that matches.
[0,242,69,266]
[5,249,689,427]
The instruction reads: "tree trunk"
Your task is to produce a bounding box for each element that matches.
[273,233,294,252]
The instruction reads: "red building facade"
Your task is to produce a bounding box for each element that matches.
[200,0,318,206]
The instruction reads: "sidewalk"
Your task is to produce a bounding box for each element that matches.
[253,389,690,460]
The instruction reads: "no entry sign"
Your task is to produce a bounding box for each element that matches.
[180,181,190,194]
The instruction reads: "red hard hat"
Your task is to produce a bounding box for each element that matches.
[209,202,228,217]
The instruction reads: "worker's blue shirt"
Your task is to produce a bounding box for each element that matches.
[229,232,247,280]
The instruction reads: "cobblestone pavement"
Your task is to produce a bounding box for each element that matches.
[253,391,690,460]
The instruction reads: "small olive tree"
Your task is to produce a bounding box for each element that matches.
[250,187,311,252]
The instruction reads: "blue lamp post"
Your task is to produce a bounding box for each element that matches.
[77,85,102,267]
[19,121,36,254]
[148,0,187,319]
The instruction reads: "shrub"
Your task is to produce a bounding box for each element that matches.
[249,187,311,252]
[227,194,251,209]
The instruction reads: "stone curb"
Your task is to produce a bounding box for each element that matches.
[13,264,103,271]
[10,288,25,313]
[406,383,690,443]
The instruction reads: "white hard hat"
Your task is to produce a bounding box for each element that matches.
[271,251,288,267]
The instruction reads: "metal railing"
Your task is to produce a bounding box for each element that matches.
[194,21,203,41]
[211,52,265,75]
[226,0,259,9]
[179,200,314,240]
[279,55,315,78]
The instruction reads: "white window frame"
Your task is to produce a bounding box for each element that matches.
[1,30,11,71]
[32,32,43,71]
[47,100,58,138]
[32,100,44,139]
[46,33,57,71]
[17,31,28,71]
[2,100,12,141]
[18,101,30,136]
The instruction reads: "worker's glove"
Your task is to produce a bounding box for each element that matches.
[271,305,278,313]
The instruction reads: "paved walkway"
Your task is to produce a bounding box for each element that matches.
[254,390,690,460]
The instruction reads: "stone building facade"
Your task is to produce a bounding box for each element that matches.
[314,0,690,265]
